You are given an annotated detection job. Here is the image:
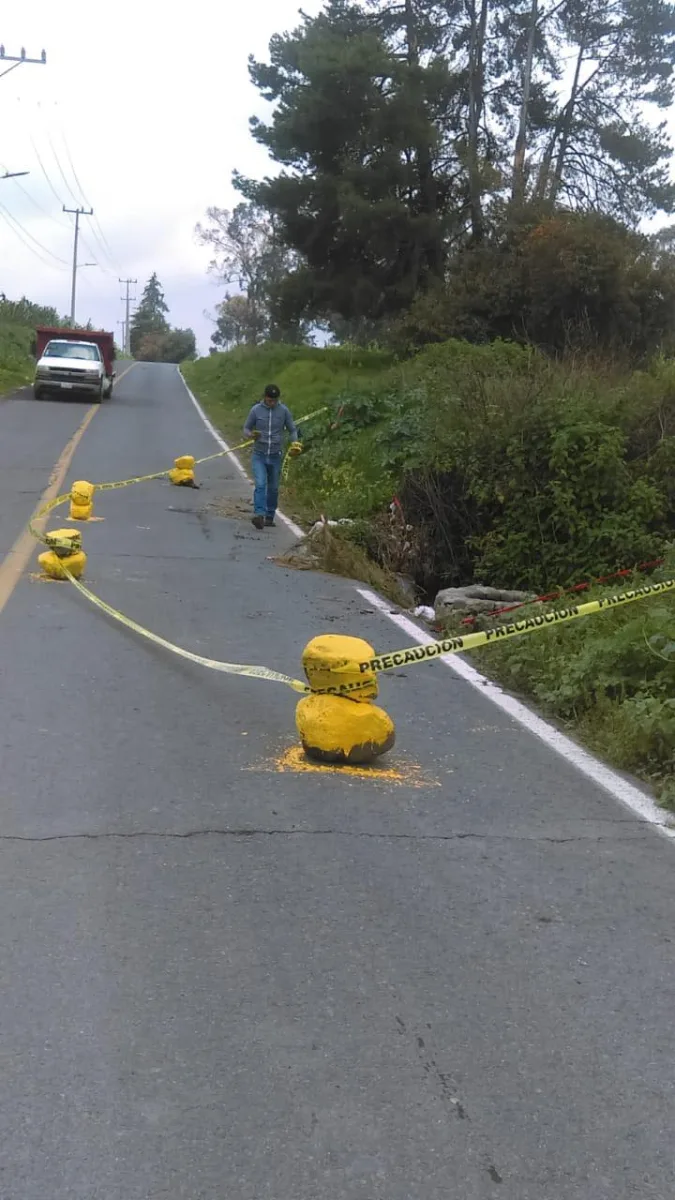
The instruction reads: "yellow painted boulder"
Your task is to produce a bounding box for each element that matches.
[296,693,395,765]
[302,633,378,701]
[169,455,197,487]
[39,547,87,580]
[69,480,95,521]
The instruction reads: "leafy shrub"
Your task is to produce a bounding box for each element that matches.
[188,341,674,802]
[470,554,675,804]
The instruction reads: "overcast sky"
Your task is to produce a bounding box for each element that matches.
[2,3,673,356]
[0,0,323,352]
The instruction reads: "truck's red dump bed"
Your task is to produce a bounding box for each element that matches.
[35,327,116,377]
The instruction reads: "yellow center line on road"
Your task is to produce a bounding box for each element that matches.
[0,360,137,617]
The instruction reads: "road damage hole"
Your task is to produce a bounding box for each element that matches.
[207,497,251,521]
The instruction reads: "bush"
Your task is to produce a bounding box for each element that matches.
[187,339,675,803]
[469,554,675,806]
[186,339,673,594]
[390,212,675,362]
[0,295,69,394]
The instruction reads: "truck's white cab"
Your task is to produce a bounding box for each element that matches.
[34,339,110,401]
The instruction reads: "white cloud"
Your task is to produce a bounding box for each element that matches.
[0,0,323,351]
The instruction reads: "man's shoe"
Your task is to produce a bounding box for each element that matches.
[264,516,276,527]
[252,515,265,530]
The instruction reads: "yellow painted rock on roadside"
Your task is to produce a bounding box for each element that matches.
[38,548,87,580]
[70,482,94,520]
[296,693,395,764]
[302,633,378,701]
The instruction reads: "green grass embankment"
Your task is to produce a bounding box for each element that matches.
[0,324,34,394]
[183,340,674,806]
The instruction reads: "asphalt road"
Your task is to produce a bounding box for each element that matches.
[1,363,674,1200]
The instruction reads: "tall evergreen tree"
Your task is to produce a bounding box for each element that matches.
[218,0,675,336]
[237,0,461,327]
[530,0,675,220]
[130,273,169,357]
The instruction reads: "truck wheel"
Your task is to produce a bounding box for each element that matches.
[33,385,43,400]
[93,384,104,404]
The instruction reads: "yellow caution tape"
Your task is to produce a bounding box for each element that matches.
[61,564,312,694]
[29,406,328,541]
[28,492,74,548]
[95,437,257,492]
[281,405,329,481]
[50,568,673,700]
[347,579,675,681]
[295,404,330,429]
[26,399,671,698]
[66,404,328,496]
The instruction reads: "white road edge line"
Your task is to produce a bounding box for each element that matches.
[178,364,671,841]
[356,586,675,842]
[177,367,304,539]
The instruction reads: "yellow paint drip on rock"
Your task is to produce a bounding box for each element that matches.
[296,692,395,764]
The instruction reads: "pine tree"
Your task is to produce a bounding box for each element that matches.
[237,0,461,327]
[130,273,169,357]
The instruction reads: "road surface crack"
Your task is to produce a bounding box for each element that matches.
[0,827,653,844]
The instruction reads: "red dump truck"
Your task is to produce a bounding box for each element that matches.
[33,326,116,401]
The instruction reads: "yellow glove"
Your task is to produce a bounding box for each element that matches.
[289,441,303,457]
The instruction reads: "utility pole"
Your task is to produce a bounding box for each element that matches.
[0,45,47,80]
[0,45,44,175]
[119,277,137,354]
[117,318,126,350]
[63,205,93,324]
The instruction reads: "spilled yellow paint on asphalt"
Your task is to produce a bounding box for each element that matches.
[250,744,441,787]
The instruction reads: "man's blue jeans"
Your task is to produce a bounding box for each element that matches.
[252,450,282,518]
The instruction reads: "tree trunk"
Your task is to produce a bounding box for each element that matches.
[466,0,489,242]
[404,0,443,278]
[511,0,538,205]
[533,40,584,203]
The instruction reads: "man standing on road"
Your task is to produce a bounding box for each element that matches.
[244,384,301,530]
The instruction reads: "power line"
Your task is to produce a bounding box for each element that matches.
[31,135,65,206]
[0,199,68,264]
[0,204,66,270]
[81,212,117,274]
[5,174,64,225]
[59,128,120,271]
[78,230,101,267]
[31,134,113,273]
[79,228,117,277]
[90,214,119,270]
[47,132,80,207]
[60,130,92,208]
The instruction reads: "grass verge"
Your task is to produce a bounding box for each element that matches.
[275,524,412,608]
[441,562,675,808]
[184,345,674,808]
